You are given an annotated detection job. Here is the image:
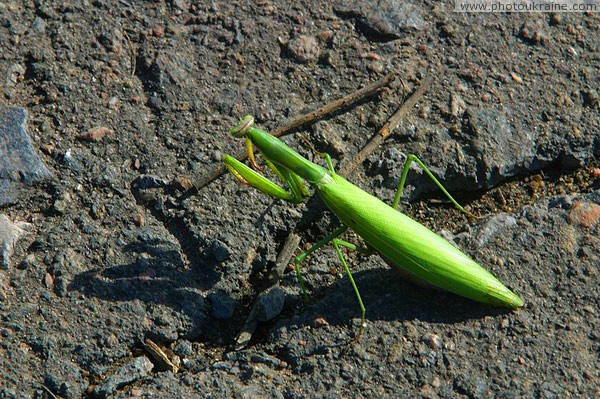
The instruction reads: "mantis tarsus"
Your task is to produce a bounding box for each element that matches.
[223,115,523,339]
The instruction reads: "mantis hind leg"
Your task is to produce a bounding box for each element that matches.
[332,238,366,345]
[392,154,473,216]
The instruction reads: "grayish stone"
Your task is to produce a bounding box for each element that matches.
[476,213,518,248]
[209,239,231,262]
[137,174,168,189]
[467,108,536,188]
[421,333,442,350]
[44,356,87,399]
[0,214,31,269]
[255,286,285,322]
[208,290,237,319]
[335,0,426,41]
[286,35,320,64]
[92,356,153,398]
[0,106,53,206]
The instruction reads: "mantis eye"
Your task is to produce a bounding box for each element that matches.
[230,114,255,138]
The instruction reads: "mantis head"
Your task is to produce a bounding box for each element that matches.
[230,114,255,138]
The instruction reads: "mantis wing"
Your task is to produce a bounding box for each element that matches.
[317,173,523,308]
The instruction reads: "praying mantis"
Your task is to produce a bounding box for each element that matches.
[223,115,523,338]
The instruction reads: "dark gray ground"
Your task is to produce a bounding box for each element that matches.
[0,1,599,398]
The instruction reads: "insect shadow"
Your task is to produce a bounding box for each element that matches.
[293,267,510,327]
[67,235,221,340]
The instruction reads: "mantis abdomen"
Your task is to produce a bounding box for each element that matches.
[317,172,523,308]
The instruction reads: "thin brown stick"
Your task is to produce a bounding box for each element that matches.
[235,232,301,350]
[338,75,433,177]
[192,72,397,191]
[270,72,396,138]
[40,386,58,399]
[268,232,302,283]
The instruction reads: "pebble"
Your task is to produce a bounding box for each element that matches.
[51,192,71,215]
[0,272,8,301]
[420,384,437,399]
[557,225,578,254]
[133,213,145,227]
[44,272,54,289]
[238,385,268,399]
[255,286,285,322]
[475,213,517,248]
[77,126,114,142]
[519,19,545,44]
[450,93,466,117]
[370,147,409,190]
[171,176,193,191]
[0,106,54,206]
[312,317,330,328]
[337,1,425,39]
[107,97,119,109]
[367,61,384,73]
[137,174,168,189]
[0,214,31,269]
[467,108,535,189]
[311,121,345,156]
[208,290,237,319]
[92,356,154,398]
[421,333,442,350]
[209,239,231,262]
[172,340,194,357]
[152,27,164,37]
[226,350,284,370]
[568,201,600,229]
[18,253,36,270]
[177,289,206,335]
[60,148,82,171]
[510,72,523,84]
[581,88,599,108]
[210,360,234,371]
[550,13,561,25]
[43,357,87,399]
[6,63,26,86]
[285,35,320,63]
[171,0,189,11]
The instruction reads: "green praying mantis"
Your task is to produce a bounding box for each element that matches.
[223,115,523,338]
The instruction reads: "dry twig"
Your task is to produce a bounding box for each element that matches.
[235,232,301,349]
[192,72,397,191]
[338,75,433,177]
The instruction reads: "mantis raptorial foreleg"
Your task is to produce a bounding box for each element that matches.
[223,155,302,202]
[246,137,262,172]
[393,154,472,216]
